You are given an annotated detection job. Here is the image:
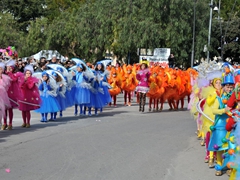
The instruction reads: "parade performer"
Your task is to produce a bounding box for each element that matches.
[95,62,112,112]
[72,63,91,116]
[121,65,137,106]
[0,62,11,127]
[201,76,222,168]
[18,65,41,128]
[225,92,240,180]
[188,70,204,139]
[50,71,67,120]
[147,66,165,112]
[3,60,23,130]
[136,60,150,112]
[35,72,60,122]
[207,72,234,176]
[87,73,105,116]
[108,68,121,107]
[56,66,75,108]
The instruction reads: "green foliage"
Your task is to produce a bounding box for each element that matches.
[0,0,239,63]
[0,12,24,49]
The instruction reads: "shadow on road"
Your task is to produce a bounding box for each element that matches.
[0,110,128,143]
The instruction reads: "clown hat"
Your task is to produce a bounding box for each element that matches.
[222,73,235,85]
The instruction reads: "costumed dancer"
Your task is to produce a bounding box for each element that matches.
[56,66,75,108]
[199,71,222,167]
[87,73,105,116]
[225,72,240,179]
[225,92,240,180]
[207,71,234,176]
[72,63,91,116]
[95,62,112,112]
[35,72,60,122]
[136,60,150,112]
[121,65,137,106]
[18,65,41,128]
[3,60,23,130]
[0,62,11,127]
[147,66,165,112]
[50,71,67,120]
[187,69,203,138]
[108,68,121,107]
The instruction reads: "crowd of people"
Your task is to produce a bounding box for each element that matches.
[0,48,195,129]
[188,60,240,179]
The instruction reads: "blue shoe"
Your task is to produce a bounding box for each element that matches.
[88,113,92,117]
[43,117,48,123]
[60,112,63,117]
[40,118,45,122]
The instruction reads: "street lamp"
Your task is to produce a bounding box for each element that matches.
[214,0,224,62]
[206,0,214,62]
[191,0,196,68]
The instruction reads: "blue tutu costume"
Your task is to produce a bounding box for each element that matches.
[73,63,91,115]
[35,72,60,122]
[86,77,105,116]
[57,67,74,108]
[95,69,112,106]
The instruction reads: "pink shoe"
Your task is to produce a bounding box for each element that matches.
[204,156,209,163]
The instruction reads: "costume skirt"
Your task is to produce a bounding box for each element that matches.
[35,95,60,113]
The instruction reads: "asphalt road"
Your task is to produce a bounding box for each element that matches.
[0,96,228,180]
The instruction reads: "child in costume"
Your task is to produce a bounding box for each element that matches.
[56,66,75,108]
[147,66,165,112]
[50,71,67,120]
[201,76,222,168]
[18,65,41,128]
[108,68,121,107]
[35,72,60,122]
[121,65,137,106]
[207,72,234,176]
[72,63,91,116]
[95,62,112,111]
[0,62,11,127]
[136,60,151,112]
[3,60,23,130]
[225,92,240,180]
[87,74,105,116]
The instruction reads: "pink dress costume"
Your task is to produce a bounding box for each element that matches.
[136,67,150,112]
[4,60,23,130]
[5,60,23,108]
[18,65,41,127]
[0,62,11,124]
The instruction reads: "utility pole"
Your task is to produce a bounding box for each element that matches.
[191,0,196,68]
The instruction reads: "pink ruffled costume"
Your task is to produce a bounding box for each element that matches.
[136,69,151,93]
[6,71,24,108]
[0,75,11,119]
[18,76,41,111]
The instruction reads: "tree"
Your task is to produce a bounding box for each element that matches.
[0,12,24,50]
[0,0,47,32]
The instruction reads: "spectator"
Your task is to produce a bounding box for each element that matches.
[35,62,47,72]
[27,57,37,65]
[40,57,47,64]
[49,56,58,64]
[168,54,175,68]
[17,61,24,72]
